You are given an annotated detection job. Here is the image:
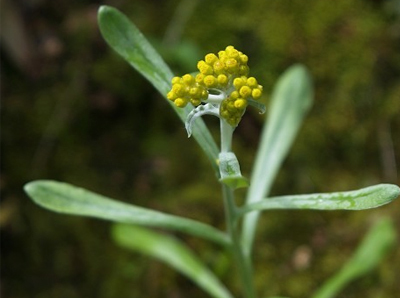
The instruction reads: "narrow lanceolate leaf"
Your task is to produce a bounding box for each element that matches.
[97,5,219,175]
[311,217,397,298]
[238,184,400,215]
[24,180,230,247]
[242,64,313,256]
[113,224,234,298]
[98,6,173,95]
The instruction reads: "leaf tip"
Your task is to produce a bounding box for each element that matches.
[23,181,35,196]
[24,180,48,196]
[98,5,112,15]
[385,183,400,200]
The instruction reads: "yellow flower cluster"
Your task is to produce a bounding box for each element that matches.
[166,74,208,107]
[220,76,263,126]
[167,46,263,126]
[195,45,249,88]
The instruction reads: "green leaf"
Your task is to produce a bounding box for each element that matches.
[238,184,400,215]
[311,217,397,298]
[97,5,219,175]
[24,180,230,247]
[219,152,249,189]
[98,6,172,94]
[242,64,313,256]
[112,224,234,298]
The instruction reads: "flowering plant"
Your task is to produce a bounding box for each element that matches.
[24,6,400,298]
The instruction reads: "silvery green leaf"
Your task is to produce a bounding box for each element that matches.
[24,180,230,246]
[113,224,234,298]
[242,64,313,256]
[238,184,400,215]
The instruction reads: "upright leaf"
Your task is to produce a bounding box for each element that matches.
[98,6,173,95]
[97,5,219,175]
[242,64,313,256]
[113,224,234,298]
[24,180,230,247]
[311,218,397,298]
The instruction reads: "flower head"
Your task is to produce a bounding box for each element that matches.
[167,46,264,127]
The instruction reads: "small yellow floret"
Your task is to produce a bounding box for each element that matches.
[230,91,240,100]
[217,74,228,86]
[195,73,205,83]
[182,74,194,84]
[213,60,225,74]
[239,54,248,64]
[204,75,217,87]
[189,87,200,97]
[247,77,258,88]
[167,91,176,101]
[239,86,252,98]
[172,84,185,97]
[225,46,239,58]
[197,60,213,75]
[201,90,208,99]
[174,98,186,107]
[171,76,181,84]
[233,77,246,89]
[234,98,247,109]
[191,99,201,106]
[252,88,262,99]
[205,53,218,64]
[225,58,238,73]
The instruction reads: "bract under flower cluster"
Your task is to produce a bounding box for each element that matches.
[167,46,263,127]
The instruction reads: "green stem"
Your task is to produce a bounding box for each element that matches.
[220,119,234,153]
[220,119,256,298]
[222,185,256,298]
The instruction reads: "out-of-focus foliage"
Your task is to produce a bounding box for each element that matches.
[1,0,399,297]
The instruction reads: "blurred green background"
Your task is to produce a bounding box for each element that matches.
[1,0,400,297]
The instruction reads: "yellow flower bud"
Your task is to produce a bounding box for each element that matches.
[174,98,187,107]
[171,76,181,84]
[182,74,194,84]
[247,77,258,88]
[213,60,225,74]
[239,85,252,98]
[217,74,228,86]
[205,53,218,65]
[189,87,200,97]
[252,88,262,99]
[239,54,248,64]
[172,84,185,97]
[195,73,205,83]
[225,58,238,73]
[204,75,217,87]
[233,77,246,89]
[234,98,247,109]
[197,60,213,75]
[230,90,240,100]
[191,99,201,106]
[167,91,176,101]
